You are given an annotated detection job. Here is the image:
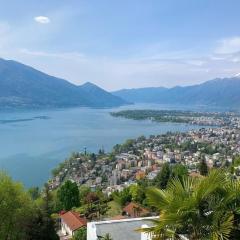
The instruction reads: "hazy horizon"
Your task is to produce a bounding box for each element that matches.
[1,0,240,90]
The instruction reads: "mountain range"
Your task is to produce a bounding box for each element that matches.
[0,58,128,109]
[113,77,240,108]
[1,57,240,109]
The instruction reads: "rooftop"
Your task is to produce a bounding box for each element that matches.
[123,202,149,217]
[61,211,87,231]
[87,217,157,240]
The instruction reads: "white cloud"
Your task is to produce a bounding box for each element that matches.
[215,37,240,54]
[16,48,217,90]
[34,16,50,24]
[20,48,85,60]
[3,33,240,90]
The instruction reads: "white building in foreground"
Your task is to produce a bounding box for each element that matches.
[87,217,157,240]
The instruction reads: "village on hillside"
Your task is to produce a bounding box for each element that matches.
[48,113,240,239]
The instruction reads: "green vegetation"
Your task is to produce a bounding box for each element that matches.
[153,163,188,189]
[171,163,188,180]
[129,184,146,203]
[142,169,240,240]
[233,156,240,167]
[112,187,132,206]
[72,227,87,240]
[106,201,122,217]
[28,186,41,200]
[198,158,209,176]
[0,172,34,239]
[113,139,136,154]
[111,109,226,126]
[57,180,80,210]
[0,172,58,240]
[73,188,110,220]
[153,163,171,189]
[112,181,150,208]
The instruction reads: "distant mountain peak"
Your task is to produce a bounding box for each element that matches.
[81,81,98,87]
[79,81,129,106]
[0,58,128,109]
[80,82,107,92]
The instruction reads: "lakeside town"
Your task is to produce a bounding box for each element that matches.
[49,111,240,193]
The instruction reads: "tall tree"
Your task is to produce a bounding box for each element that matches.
[57,180,80,210]
[24,208,59,240]
[199,159,209,176]
[154,163,171,189]
[38,183,59,239]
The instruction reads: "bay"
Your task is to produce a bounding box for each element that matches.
[0,104,205,187]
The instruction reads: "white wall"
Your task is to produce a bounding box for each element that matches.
[87,222,97,240]
[61,220,73,237]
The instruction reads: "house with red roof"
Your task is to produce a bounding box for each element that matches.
[123,202,149,218]
[60,211,87,237]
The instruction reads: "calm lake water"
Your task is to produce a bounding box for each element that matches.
[0,104,207,187]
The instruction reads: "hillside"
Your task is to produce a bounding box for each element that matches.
[112,77,240,108]
[0,58,128,109]
[79,82,129,107]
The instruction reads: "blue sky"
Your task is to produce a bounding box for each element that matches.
[0,0,240,90]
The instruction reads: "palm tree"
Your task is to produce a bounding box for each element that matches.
[141,170,240,240]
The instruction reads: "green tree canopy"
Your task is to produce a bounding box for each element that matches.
[129,184,145,204]
[113,187,132,206]
[153,163,171,189]
[0,172,34,239]
[79,185,91,205]
[199,158,209,176]
[0,172,59,240]
[171,164,188,180]
[57,180,80,210]
[28,186,41,200]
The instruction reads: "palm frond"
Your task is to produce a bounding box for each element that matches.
[146,187,172,210]
[211,213,234,240]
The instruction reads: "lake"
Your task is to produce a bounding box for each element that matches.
[0,104,206,187]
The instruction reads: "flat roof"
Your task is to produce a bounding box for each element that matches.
[88,217,157,240]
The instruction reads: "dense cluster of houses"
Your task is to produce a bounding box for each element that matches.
[50,117,240,193]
